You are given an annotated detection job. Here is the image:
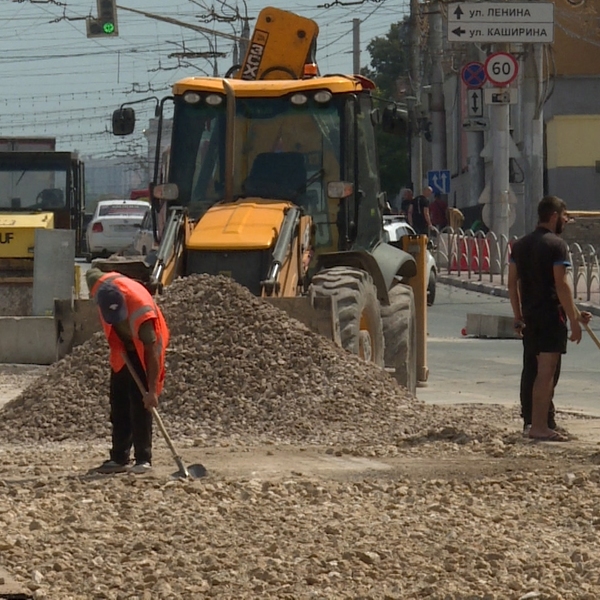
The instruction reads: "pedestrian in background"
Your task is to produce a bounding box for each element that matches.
[396,187,413,216]
[86,267,170,474]
[508,196,591,442]
[429,193,448,230]
[408,186,433,235]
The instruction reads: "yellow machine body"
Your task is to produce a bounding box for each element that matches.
[188,200,288,251]
[98,6,422,390]
[238,6,319,81]
[0,212,54,259]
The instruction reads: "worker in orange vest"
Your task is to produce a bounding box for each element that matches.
[86,268,170,475]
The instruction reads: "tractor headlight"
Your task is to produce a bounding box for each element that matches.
[290,93,308,106]
[183,92,202,104]
[205,94,224,106]
[314,90,332,104]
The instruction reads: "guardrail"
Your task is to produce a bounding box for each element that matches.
[431,228,600,304]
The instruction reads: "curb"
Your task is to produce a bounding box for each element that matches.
[438,274,600,318]
[437,274,509,299]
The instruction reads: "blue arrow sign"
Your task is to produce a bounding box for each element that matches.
[427,170,451,195]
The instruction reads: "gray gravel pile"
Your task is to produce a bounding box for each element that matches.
[0,274,504,446]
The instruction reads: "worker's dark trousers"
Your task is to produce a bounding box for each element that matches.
[520,344,560,428]
[109,350,152,465]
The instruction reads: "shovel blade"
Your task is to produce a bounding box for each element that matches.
[170,462,207,480]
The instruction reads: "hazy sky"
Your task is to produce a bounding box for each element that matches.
[0,0,408,163]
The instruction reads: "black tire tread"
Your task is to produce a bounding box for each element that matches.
[381,283,417,394]
[310,267,385,367]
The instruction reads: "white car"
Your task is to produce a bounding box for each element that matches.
[383,215,437,305]
[86,199,151,261]
[132,208,157,257]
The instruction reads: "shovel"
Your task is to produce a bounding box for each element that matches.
[122,353,207,479]
[583,321,600,351]
[574,309,599,351]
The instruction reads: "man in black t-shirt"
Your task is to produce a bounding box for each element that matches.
[508,196,591,442]
[408,186,433,235]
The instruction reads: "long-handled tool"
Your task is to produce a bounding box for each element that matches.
[583,321,600,351]
[574,309,600,351]
[122,353,206,479]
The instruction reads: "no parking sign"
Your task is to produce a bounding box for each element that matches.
[461,62,486,89]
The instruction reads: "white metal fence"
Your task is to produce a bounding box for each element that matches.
[431,228,600,304]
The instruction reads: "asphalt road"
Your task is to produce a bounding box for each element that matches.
[421,283,600,417]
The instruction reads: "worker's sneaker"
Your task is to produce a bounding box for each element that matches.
[129,461,152,475]
[522,424,532,438]
[95,459,129,474]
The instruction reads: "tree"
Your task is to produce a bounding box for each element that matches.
[364,19,410,99]
[363,19,411,198]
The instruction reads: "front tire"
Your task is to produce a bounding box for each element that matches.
[381,283,417,395]
[310,267,385,367]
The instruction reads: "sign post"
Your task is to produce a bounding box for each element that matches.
[449,3,553,241]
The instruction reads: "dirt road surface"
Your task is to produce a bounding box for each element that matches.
[3,375,600,600]
[2,280,600,599]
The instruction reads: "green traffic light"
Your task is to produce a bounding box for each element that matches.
[103,22,115,34]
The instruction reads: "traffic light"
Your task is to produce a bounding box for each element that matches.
[86,0,118,38]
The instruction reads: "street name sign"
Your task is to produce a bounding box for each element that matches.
[449,2,554,23]
[467,88,484,117]
[448,2,554,43]
[427,170,451,195]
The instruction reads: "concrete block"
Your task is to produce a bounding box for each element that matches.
[55,298,102,359]
[466,313,519,339]
[0,316,57,364]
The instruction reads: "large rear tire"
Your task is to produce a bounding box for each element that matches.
[381,283,417,395]
[310,267,385,367]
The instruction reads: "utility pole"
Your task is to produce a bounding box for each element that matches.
[428,0,446,172]
[521,43,544,233]
[352,18,360,74]
[466,47,485,209]
[489,44,511,244]
[239,17,250,64]
[409,0,423,191]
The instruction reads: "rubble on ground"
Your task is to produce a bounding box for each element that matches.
[0,274,504,447]
[2,275,600,599]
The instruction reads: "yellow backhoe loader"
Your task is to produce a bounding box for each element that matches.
[92,7,425,392]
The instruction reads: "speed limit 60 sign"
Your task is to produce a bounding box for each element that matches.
[484,52,518,86]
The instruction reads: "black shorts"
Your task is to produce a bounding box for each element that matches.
[523,313,568,355]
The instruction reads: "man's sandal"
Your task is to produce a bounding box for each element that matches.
[528,431,568,442]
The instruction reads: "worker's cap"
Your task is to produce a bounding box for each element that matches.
[95,283,127,325]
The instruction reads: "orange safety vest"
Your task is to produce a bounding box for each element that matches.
[90,272,170,394]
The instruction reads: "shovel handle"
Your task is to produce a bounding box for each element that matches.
[121,352,185,469]
[575,309,600,351]
[583,321,600,351]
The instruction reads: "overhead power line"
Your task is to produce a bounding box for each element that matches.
[116,5,248,43]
